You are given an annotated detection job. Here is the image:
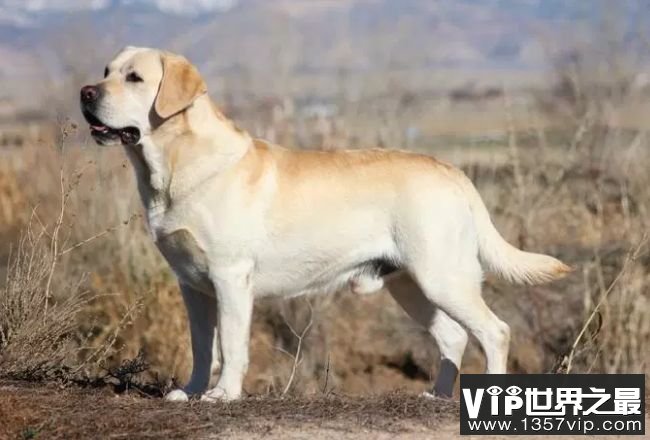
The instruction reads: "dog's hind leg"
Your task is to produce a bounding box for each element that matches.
[429,311,467,397]
[386,273,467,398]
[409,259,510,375]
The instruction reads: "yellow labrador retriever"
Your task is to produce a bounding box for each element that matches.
[80,47,571,402]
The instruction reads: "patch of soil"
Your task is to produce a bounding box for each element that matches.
[0,381,457,439]
[2,382,647,439]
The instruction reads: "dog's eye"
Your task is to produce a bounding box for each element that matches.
[126,72,143,83]
[103,67,109,78]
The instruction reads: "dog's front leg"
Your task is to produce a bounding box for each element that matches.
[165,283,217,401]
[202,261,254,402]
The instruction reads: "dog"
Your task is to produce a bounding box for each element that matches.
[80,46,571,402]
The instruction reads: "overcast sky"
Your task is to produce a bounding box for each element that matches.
[0,0,238,16]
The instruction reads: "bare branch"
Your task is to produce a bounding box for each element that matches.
[281,301,314,396]
[565,233,648,373]
[59,214,139,256]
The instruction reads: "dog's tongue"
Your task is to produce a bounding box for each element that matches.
[91,124,108,132]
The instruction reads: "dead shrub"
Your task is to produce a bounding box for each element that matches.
[0,221,91,380]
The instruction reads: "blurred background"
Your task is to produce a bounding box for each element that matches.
[0,0,648,396]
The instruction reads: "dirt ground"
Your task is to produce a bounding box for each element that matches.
[0,381,647,440]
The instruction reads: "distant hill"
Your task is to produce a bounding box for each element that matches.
[0,0,642,105]
[0,1,608,69]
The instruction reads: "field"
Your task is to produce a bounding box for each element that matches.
[1,39,650,438]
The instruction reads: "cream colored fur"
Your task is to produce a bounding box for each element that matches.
[83,47,571,402]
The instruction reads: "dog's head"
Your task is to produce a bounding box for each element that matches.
[80,47,207,146]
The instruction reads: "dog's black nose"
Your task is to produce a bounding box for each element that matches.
[80,85,99,104]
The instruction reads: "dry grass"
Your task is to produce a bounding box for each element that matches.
[0,381,458,440]
[0,69,648,397]
[0,223,90,380]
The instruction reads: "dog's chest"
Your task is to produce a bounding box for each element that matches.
[156,229,213,294]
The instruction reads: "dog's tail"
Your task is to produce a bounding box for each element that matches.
[458,171,572,285]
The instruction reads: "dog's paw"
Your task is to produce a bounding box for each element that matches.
[421,391,451,400]
[420,391,436,400]
[165,389,190,402]
[201,386,240,403]
[420,391,452,400]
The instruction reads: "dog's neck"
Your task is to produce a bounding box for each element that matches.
[125,94,252,219]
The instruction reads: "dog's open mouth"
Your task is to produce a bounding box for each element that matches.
[83,111,141,145]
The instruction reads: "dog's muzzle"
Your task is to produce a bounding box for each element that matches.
[79,85,141,146]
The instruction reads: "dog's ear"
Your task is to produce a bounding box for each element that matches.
[154,53,207,120]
